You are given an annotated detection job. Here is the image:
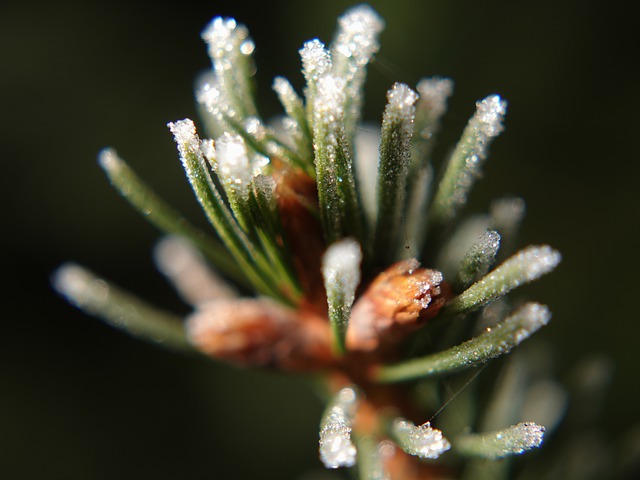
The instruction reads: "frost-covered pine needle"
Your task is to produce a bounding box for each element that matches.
[402,78,453,254]
[376,303,551,383]
[319,387,359,469]
[153,236,238,306]
[300,39,332,125]
[455,422,545,459]
[436,214,491,278]
[392,418,451,459]
[430,95,508,225]
[168,119,286,303]
[456,229,501,288]
[374,83,418,262]
[212,132,254,197]
[413,77,454,164]
[210,132,270,229]
[311,74,363,244]
[168,119,243,243]
[322,238,363,353]
[52,264,189,350]
[272,76,312,162]
[201,17,257,119]
[331,4,384,136]
[449,245,561,314]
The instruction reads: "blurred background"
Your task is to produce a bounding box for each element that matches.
[2,0,638,478]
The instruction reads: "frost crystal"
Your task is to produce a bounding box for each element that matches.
[457,229,502,287]
[392,419,451,459]
[300,39,332,92]
[314,74,347,124]
[511,303,551,344]
[213,133,252,191]
[196,75,237,137]
[333,4,384,66]
[384,83,419,124]
[332,4,384,131]
[319,387,359,468]
[508,422,545,452]
[201,17,256,118]
[375,83,419,260]
[456,422,545,459]
[451,245,561,313]
[168,119,202,164]
[514,245,562,282]
[320,423,357,469]
[322,239,363,300]
[322,239,363,349]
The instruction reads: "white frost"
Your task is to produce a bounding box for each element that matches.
[392,419,451,459]
[319,387,359,469]
[300,39,332,86]
[314,74,347,124]
[168,119,203,168]
[452,245,561,312]
[322,239,362,295]
[492,422,545,457]
[333,4,384,66]
[385,83,419,121]
[456,422,545,459]
[474,95,507,139]
[511,303,551,345]
[213,132,268,197]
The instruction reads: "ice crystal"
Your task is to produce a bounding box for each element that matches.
[455,422,545,459]
[393,419,451,459]
[319,387,359,468]
[450,246,561,313]
[322,239,362,308]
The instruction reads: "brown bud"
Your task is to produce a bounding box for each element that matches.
[273,166,328,315]
[346,259,450,353]
[186,298,334,371]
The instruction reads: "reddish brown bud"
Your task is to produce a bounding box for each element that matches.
[186,298,334,371]
[346,259,450,353]
[273,166,328,315]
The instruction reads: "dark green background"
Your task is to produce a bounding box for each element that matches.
[2,1,638,478]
